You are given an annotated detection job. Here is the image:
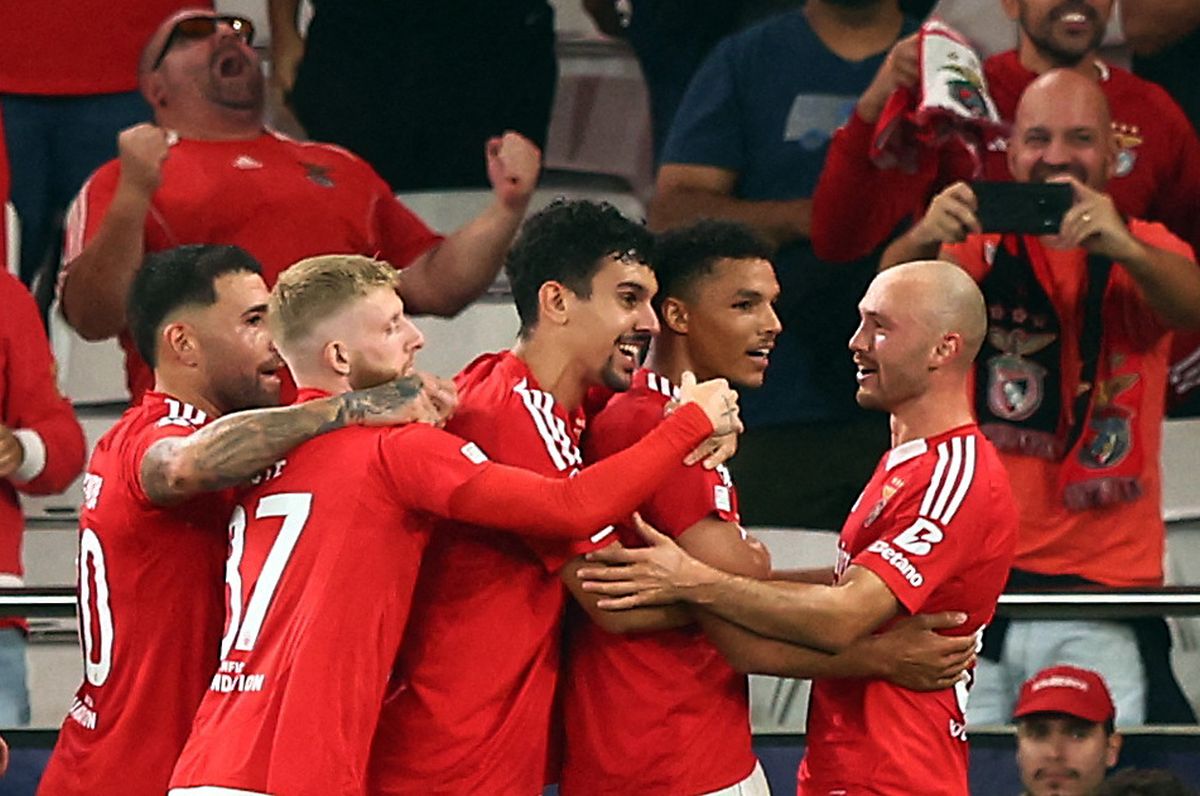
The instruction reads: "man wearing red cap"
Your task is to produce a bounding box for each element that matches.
[1014,665,1123,796]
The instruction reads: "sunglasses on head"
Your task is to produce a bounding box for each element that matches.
[152,15,255,70]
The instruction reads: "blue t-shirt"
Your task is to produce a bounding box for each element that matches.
[662,10,917,428]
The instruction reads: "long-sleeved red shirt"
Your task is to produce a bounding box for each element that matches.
[1,271,86,589]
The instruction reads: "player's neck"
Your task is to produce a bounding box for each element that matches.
[1016,39,1103,79]
[644,339,700,386]
[888,384,974,447]
[511,338,587,411]
[292,372,350,398]
[153,373,224,420]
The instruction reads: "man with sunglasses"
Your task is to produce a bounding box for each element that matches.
[58,8,542,404]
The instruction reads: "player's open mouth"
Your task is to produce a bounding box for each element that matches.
[1055,9,1094,33]
[214,49,249,78]
[746,345,773,369]
[614,333,651,369]
[856,365,878,384]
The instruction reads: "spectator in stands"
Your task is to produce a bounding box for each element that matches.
[882,69,1200,725]
[811,0,1200,266]
[60,8,541,406]
[0,1,201,293]
[1096,768,1195,796]
[1014,665,1122,796]
[925,0,1127,62]
[0,270,87,725]
[1126,0,1200,134]
[269,0,555,192]
[647,0,918,530]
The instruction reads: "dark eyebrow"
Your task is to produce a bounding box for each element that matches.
[734,289,763,300]
[242,303,268,317]
[617,281,651,295]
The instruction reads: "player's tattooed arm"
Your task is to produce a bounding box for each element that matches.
[140,374,455,506]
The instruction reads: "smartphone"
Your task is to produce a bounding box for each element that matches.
[971,181,1074,235]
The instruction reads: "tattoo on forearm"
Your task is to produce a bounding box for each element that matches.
[325,375,424,432]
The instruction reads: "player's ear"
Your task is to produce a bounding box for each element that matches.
[325,340,352,377]
[930,333,961,369]
[660,297,689,335]
[162,321,199,367]
[539,280,572,328]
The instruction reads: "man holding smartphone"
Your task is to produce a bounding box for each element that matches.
[881,68,1200,726]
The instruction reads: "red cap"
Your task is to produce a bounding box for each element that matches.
[1013,665,1116,724]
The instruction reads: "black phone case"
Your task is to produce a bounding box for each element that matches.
[971,181,1074,235]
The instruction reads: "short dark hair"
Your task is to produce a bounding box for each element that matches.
[504,199,653,338]
[129,244,263,367]
[651,220,773,312]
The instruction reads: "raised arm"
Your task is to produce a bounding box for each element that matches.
[140,375,451,506]
[396,132,540,316]
[880,181,979,269]
[60,124,169,340]
[1122,0,1200,54]
[267,0,305,95]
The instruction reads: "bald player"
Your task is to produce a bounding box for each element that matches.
[881,69,1200,725]
[580,261,1019,795]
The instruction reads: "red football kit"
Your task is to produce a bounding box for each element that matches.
[561,370,756,795]
[799,425,1017,796]
[367,352,625,795]
[61,131,442,401]
[37,393,232,796]
[168,386,714,796]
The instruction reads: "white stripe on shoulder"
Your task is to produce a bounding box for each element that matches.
[513,379,581,472]
[939,434,977,524]
[919,442,950,517]
[156,398,208,429]
[928,437,964,521]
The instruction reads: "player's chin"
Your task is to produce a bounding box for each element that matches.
[601,364,636,393]
[854,387,884,411]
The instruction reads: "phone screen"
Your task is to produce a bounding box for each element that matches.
[972,181,1074,235]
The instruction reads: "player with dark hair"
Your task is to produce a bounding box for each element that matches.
[561,223,982,795]
[38,244,452,796]
[166,254,740,795]
[367,200,742,794]
[580,260,1019,795]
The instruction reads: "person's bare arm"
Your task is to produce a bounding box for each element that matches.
[563,549,692,633]
[880,181,979,269]
[580,520,900,652]
[140,375,453,506]
[1054,175,1200,329]
[60,124,169,339]
[267,0,305,94]
[1122,0,1200,54]
[396,132,541,316]
[648,164,811,247]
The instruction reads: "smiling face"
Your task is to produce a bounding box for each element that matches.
[144,9,264,114]
[665,257,781,388]
[1006,0,1112,67]
[848,272,940,413]
[1008,70,1114,191]
[1016,714,1120,796]
[188,271,282,412]
[566,254,660,392]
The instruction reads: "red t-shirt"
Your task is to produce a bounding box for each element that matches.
[0,1,206,95]
[799,425,1017,796]
[942,221,1189,585]
[37,393,232,796]
[61,131,442,402]
[560,369,755,795]
[367,351,616,796]
[168,390,484,796]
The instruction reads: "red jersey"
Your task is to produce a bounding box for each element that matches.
[38,393,232,796]
[367,351,617,796]
[799,425,1017,796]
[0,1,206,95]
[812,54,1200,264]
[61,131,442,402]
[561,369,755,795]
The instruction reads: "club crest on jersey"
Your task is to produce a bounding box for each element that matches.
[1112,122,1142,178]
[863,476,905,528]
[302,162,335,188]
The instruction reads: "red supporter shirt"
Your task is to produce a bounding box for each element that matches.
[0,1,206,95]
[812,53,1200,264]
[799,425,1017,796]
[942,221,1188,586]
[37,393,232,796]
[367,351,617,796]
[0,272,86,608]
[561,369,756,795]
[61,131,442,402]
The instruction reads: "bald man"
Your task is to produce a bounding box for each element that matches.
[579,261,1019,795]
[882,69,1200,726]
